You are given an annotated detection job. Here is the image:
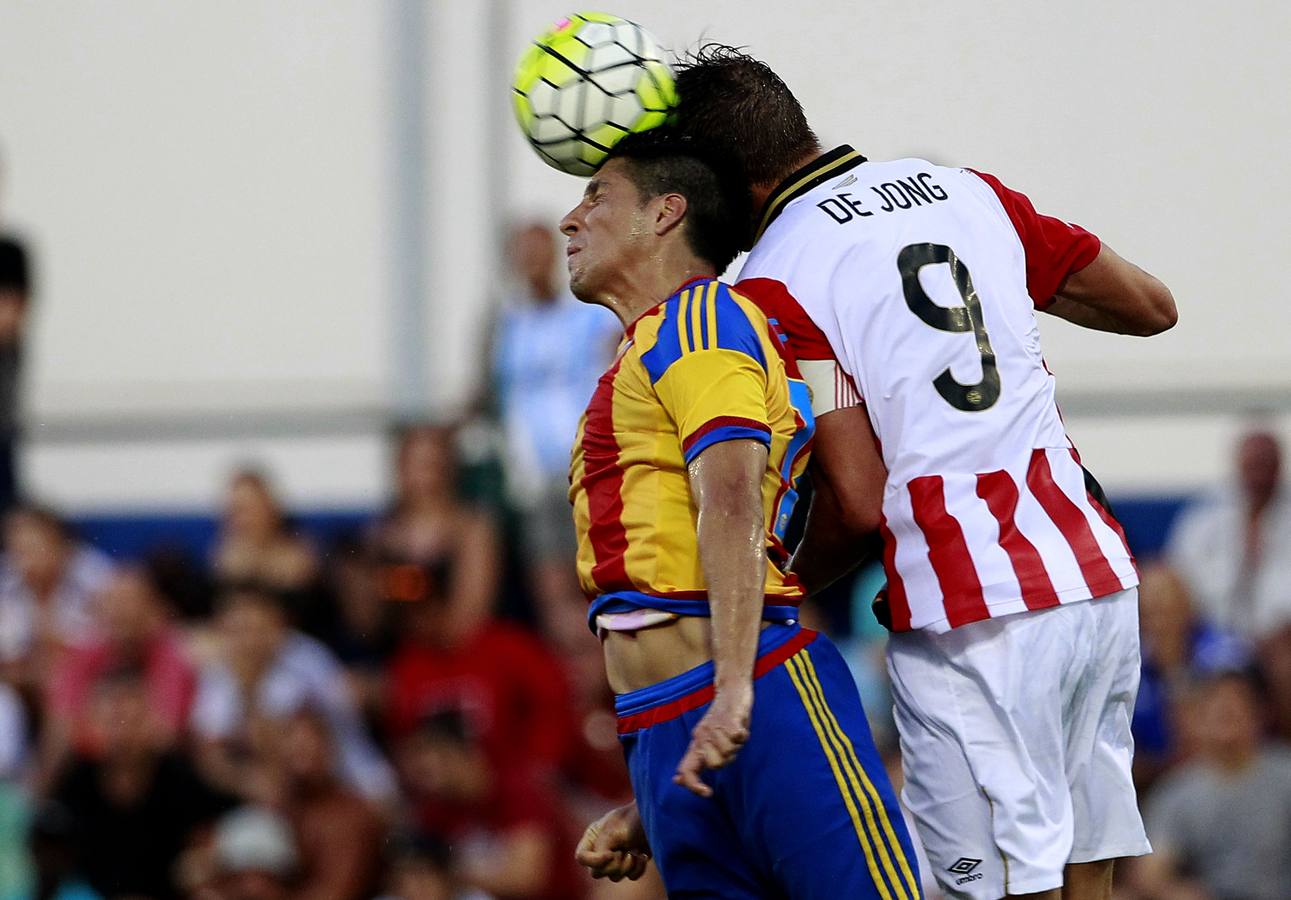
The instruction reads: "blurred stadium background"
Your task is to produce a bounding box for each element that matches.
[0,2,1288,898]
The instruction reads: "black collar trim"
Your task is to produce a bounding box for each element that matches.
[754,145,867,242]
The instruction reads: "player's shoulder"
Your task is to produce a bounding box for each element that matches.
[649,277,764,330]
[638,278,769,383]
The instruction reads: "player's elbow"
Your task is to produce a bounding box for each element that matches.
[1121,275,1177,336]
[1136,276,1177,335]
[831,486,883,537]
[841,506,882,537]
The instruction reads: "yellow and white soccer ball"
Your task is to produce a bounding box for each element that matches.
[512,12,677,176]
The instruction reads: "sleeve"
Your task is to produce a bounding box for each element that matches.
[735,276,862,417]
[644,284,773,465]
[968,169,1102,310]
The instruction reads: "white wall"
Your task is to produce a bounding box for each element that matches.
[505,0,1291,395]
[1,1,1286,512]
[0,1,393,419]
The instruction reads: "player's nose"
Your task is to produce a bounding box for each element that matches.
[559,205,582,237]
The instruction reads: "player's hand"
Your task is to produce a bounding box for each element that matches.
[575,802,651,881]
[673,683,752,797]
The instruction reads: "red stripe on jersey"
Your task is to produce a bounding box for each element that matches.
[878,517,911,632]
[976,470,1061,611]
[1025,450,1120,596]
[968,169,1102,309]
[908,476,990,628]
[735,277,836,366]
[616,628,817,733]
[581,359,631,592]
[1071,449,1136,566]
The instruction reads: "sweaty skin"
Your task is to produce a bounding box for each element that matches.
[600,439,769,797]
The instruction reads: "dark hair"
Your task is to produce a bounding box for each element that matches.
[672,44,819,189]
[388,831,453,870]
[1204,666,1271,706]
[0,238,31,297]
[92,662,148,694]
[608,128,751,272]
[414,706,478,747]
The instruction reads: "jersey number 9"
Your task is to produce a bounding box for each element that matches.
[898,242,1001,413]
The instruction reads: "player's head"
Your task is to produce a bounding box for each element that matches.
[559,129,749,306]
[403,707,492,802]
[672,44,820,194]
[1198,669,1269,761]
[1236,428,1281,505]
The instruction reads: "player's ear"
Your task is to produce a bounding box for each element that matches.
[653,192,687,237]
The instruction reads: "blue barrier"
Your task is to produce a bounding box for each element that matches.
[64,495,1192,565]
[70,510,373,561]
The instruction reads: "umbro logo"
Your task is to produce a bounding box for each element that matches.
[948,857,983,886]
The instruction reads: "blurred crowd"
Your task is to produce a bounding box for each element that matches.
[0,215,1287,900]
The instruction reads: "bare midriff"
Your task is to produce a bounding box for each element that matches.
[601,615,772,694]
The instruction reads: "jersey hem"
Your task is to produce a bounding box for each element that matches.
[586,591,804,632]
[901,572,1138,633]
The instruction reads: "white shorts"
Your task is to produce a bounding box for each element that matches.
[886,589,1151,899]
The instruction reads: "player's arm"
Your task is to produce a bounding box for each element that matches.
[650,289,774,797]
[733,277,888,592]
[672,436,768,798]
[790,405,887,594]
[1046,243,1177,336]
[969,169,1177,336]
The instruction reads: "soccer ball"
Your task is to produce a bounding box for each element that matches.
[512,12,677,176]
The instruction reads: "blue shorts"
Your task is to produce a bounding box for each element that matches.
[616,623,922,899]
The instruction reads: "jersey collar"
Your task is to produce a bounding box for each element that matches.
[624,274,714,338]
[753,145,867,243]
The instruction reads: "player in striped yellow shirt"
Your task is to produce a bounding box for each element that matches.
[566,132,920,899]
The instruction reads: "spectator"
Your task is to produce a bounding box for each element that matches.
[0,235,29,515]
[320,535,396,726]
[1132,563,1251,785]
[24,802,100,900]
[1167,428,1291,641]
[190,584,395,805]
[490,222,619,643]
[371,424,499,647]
[399,708,586,900]
[0,678,27,782]
[384,573,575,775]
[275,709,385,900]
[0,150,32,515]
[0,680,29,899]
[1131,670,1291,900]
[0,505,113,688]
[51,667,232,899]
[44,565,196,779]
[381,836,462,900]
[212,469,322,626]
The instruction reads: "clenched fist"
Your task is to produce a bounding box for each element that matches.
[575,802,651,882]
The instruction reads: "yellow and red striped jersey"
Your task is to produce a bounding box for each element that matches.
[569,277,815,625]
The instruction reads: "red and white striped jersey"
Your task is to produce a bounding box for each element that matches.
[738,147,1137,633]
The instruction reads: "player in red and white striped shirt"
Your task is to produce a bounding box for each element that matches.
[673,46,1176,900]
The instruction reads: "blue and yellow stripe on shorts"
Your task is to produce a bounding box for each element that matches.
[784,645,922,900]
